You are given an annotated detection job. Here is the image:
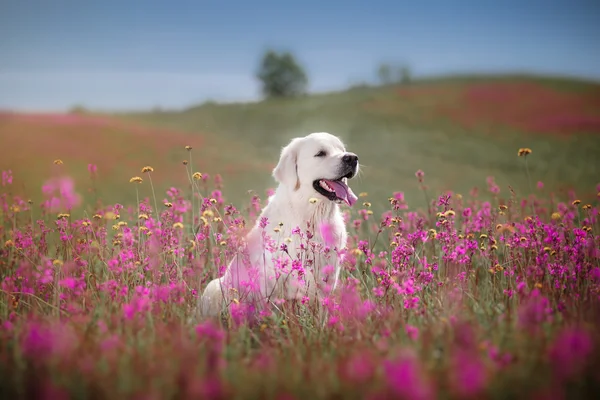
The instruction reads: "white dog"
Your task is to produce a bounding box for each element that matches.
[198,132,359,318]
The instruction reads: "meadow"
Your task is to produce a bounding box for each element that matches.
[1,74,600,398]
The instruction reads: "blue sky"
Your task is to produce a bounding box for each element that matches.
[1,0,599,111]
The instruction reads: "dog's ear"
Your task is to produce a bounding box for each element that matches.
[273,137,301,190]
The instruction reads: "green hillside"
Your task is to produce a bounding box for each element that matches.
[1,74,599,216]
[117,74,600,211]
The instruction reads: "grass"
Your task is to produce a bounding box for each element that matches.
[0,147,599,398]
[116,73,600,212]
[0,73,599,398]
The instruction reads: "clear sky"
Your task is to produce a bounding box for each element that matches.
[1,0,599,111]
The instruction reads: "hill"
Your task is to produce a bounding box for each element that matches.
[1,74,599,215]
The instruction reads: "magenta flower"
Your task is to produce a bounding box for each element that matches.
[450,350,488,397]
[549,327,594,380]
[383,352,433,400]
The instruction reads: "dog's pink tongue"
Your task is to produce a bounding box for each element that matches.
[325,180,358,207]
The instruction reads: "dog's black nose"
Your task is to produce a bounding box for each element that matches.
[342,153,359,167]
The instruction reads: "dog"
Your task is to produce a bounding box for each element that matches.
[198,132,359,319]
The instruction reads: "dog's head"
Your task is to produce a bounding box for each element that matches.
[272,132,359,206]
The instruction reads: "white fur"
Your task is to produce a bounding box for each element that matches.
[198,132,359,318]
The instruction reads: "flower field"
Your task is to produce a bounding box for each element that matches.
[1,148,599,399]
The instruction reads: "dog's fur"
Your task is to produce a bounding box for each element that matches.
[198,132,359,318]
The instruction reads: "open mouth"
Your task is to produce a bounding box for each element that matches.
[312,171,358,207]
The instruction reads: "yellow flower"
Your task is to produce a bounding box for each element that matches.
[284,237,292,244]
[479,234,488,239]
[164,202,173,208]
[130,176,143,183]
[551,212,561,220]
[173,222,184,229]
[185,145,192,151]
[363,202,371,208]
[572,199,581,206]
[359,192,368,197]
[309,198,318,204]
[182,160,189,165]
[5,240,14,247]
[209,198,217,204]
[117,221,128,227]
[443,210,455,217]
[57,213,70,219]
[53,259,63,267]
[219,241,227,246]
[141,166,154,173]
[518,148,532,157]
[202,210,214,218]
[192,172,203,180]
[582,204,592,210]
[352,248,363,256]
[93,214,102,220]
[499,205,508,211]
[520,237,527,242]
[53,159,63,165]
[138,213,149,220]
[428,229,437,239]
[273,227,281,233]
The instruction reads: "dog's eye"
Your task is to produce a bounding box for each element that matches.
[315,150,327,157]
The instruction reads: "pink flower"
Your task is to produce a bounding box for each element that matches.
[319,221,335,246]
[451,350,488,397]
[342,352,375,384]
[405,325,419,340]
[41,176,82,211]
[549,327,594,380]
[1,170,12,186]
[383,352,433,400]
[415,169,425,183]
[59,277,77,290]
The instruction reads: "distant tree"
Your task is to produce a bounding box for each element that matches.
[397,65,412,85]
[377,63,393,85]
[377,62,413,86]
[69,104,88,114]
[256,50,308,98]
